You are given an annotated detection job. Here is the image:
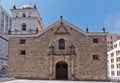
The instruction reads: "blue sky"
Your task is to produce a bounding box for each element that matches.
[1,0,120,33]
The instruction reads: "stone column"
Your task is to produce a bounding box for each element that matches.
[71,55,75,80]
[49,55,53,80]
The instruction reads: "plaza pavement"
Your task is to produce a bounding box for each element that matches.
[0,79,119,83]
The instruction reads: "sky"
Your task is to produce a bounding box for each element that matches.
[1,0,120,33]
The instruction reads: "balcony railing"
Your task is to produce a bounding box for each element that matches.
[48,45,76,56]
[48,50,76,56]
[8,29,38,35]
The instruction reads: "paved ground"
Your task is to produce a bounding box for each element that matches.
[0,79,119,83]
[0,78,16,82]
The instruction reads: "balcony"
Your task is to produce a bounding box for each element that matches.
[8,29,38,35]
[48,45,76,56]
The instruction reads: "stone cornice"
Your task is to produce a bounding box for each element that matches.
[8,19,107,37]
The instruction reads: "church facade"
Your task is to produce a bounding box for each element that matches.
[8,5,108,80]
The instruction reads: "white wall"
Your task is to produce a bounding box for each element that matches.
[107,39,120,79]
[11,8,43,35]
[0,37,8,70]
[0,6,11,39]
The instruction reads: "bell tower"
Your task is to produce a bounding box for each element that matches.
[9,5,44,35]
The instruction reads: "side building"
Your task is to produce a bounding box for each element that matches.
[107,34,120,51]
[0,36,8,74]
[0,5,11,39]
[8,5,108,80]
[0,5,10,74]
[107,39,120,80]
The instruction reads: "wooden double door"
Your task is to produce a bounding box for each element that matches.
[56,61,68,80]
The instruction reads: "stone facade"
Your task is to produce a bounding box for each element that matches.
[8,5,108,80]
[8,5,107,80]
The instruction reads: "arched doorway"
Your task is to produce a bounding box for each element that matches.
[56,61,68,80]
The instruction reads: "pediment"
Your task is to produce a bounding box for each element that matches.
[35,17,87,37]
[55,25,69,34]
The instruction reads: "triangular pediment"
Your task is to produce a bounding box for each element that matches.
[35,17,87,37]
[55,25,69,34]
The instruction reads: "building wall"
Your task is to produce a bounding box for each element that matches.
[11,18,40,31]
[8,21,107,80]
[0,5,11,39]
[11,8,43,34]
[0,36,8,73]
[0,5,9,74]
[107,39,120,79]
[12,10,37,18]
[107,34,120,51]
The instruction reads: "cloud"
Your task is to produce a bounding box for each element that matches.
[104,13,120,34]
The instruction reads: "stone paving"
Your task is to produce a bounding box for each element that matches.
[0,79,119,83]
[0,78,16,82]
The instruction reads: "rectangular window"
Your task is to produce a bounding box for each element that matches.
[22,23,26,31]
[114,44,117,48]
[111,59,114,63]
[22,27,26,31]
[116,50,120,56]
[117,58,119,62]
[111,64,114,69]
[1,12,4,27]
[110,36,112,39]
[111,46,113,49]
[111,71,114,76]
[59,39,65,50]
[10,19,12,28]
[119,42,120,47]
[23,13,26,17]
[110,41,112,44]
[117,64,119,68]
[93,55,99,60]
[110,53,114,57]
[20,50,26,55]
[117,71,120,76]
[5,15,8,34]
[93,38,98,43]
[20,39,26,44]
